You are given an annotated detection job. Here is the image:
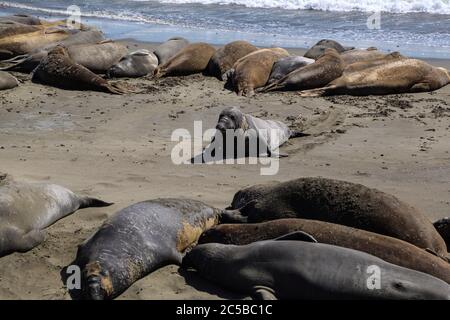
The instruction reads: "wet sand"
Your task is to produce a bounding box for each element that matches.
[0,40,449,299]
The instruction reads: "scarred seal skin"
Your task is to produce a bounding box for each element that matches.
[183,240,450,300]
[199,218,450,284]
[222,177,448,257]
[66,198,221,300]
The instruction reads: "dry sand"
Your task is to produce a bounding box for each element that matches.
[0,40,449,299]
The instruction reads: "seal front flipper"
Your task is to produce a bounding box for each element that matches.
[0,227,45,257]
[253,286,277,300]
[274,231,318,243]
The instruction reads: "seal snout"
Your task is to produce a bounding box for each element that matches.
[86,274,107,300]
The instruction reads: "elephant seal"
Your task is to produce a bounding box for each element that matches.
[206,41,258,80]
[221,177,448,256]
[0,14,42,26]
[267,56,314,85]
[32,46,132,94]
[200,219,450,284]
[299,58,450,96]
[261,48,344,92]
[153,37,189,66]
[229,48,289,96]
[106,49,158,78]
[0,23,40,39]
[154,42,216,78]
[0,71,19,90]
[66,41,128,73]
[66,198,220,300]
[304,39,354,60]
[343,52,405,74]
[183,238,450,300]
[0,178,112,257]
[434,218,450,250]
[340,47,386,65]
[191,106,308,163]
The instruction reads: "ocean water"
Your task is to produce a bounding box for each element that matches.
[1,0,449,58]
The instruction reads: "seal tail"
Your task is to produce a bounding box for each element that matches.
[258,81,283,93]
[153,67,165,79]
[289,130,310,139]
[79,197,113,209]
[298,85,338,97]
[103,82,135,95]
[0,55,31,71]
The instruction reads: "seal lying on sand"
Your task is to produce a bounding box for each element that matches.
[261,48,344,92]
[0,177,111,257]
[304,39,354,60]
[434,218,450,250]
[343,52,405,74]
[228,48,289,97]
[0,23,40,39]
[200,219,450,284]
[222,177,448,256]
[66,41,127,73]
[0,71,19,90]
[299,58,450,96]
[106,49,158,78]
[153,37,189,66]
[66,198,220,300]
[207,41,258,80]
[32,46,132,94]
[183,238,450,300]
[191,106,308,163]
[340,47,386,65]
[267,56,314,85]
[154,42,216,78]
[0,14,43,26]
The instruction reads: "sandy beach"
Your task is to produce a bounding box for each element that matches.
[0,39,449,299]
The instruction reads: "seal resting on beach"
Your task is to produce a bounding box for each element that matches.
[154,42,216,78]
[340,47,386,65]
[153,37,189,66]
[200,219,450,284]
[0,71,19,90]
[32,46,132,94]
[299,58,450,96]
[343,51,406,74]
[304,39,354,60]
[267,56,314,85]
[0,177,112,257]
[183,238,450,300]
[66,198,220,300]
[106,49,158,78]
[0,23,41,39]
[0,14,43,26]
[66,41,128,73]
[221,177,448,256]
[261,48,344,92]
[206,40,258,80]
[228,48,289,96]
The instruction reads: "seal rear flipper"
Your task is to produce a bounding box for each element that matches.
[103,82,135,95]
[253,286,277,300]
[258,81,283,93]
[274,231,318,243]
[289,130,310,139]
[299,85,338,97]
[79,196,114,209]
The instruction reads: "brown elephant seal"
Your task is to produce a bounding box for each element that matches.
[221,177,448,256]
[229,48,289,96]
[299,58,450,96]
[0,71,19,90]
[261,48,344,92]
[106,49,158,78]
[67,41,128,73]
[340,47,386,65]
[32,46,132,94]
[267,56,314,85]
[183,238,450,300]
[200,219,450,284]
[0,23,40,39]
[206,41,258,80]
[0,178,112,257]
[65,198,220,300]
[304,39,354,60]
[0,14,42,26]
[153,37,189,66]
[154,42,216,78]
[343,51,405,74]
[434,218,450,250]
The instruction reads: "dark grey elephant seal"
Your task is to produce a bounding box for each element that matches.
[0,178,112,257]
[191,106,308,163]
[183,238,450,300]
[66,198,220,300]
[32,46,132,94]
[0,71,19,90]
[206,40,258,80]
[261,48,344,92]
[200,219,450,284]
[153,37,189,66]
[106,49,158,78]
[222,177,448,257]
[434,218,450,250]
[304,39,354,60]
[267,56,314,85]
